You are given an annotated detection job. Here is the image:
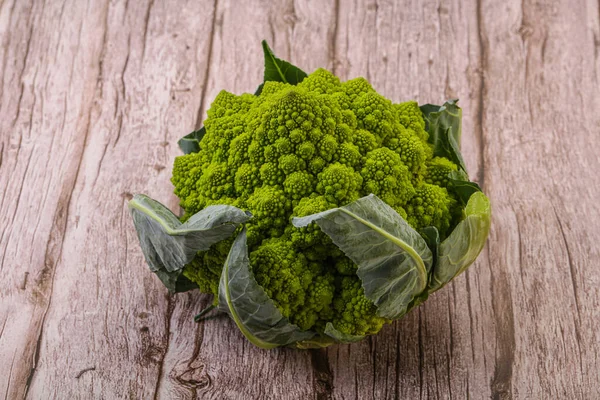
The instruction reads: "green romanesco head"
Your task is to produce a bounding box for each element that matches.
[360,147,415,207]
[424,157,458,188]
[332,276,389,336]
[249,236,336,331]
[405,183,456,238]
[172,68,465,337]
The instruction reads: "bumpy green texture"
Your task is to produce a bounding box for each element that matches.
[175,68,463,337]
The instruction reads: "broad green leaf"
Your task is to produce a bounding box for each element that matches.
[294,325,366,348]
[178,127,206,155]
[428,192,491,292]
[261,40,307,86]
[180,41,305,149]
[405,226,440,312]
[293,324,365,348]
[129,194,251,291]
[420,100,467,172]
[293,194,433,320]
[420,226,440,272]
[323,323,365,344]
[153,269,197,293]
[448,170,483,205]
[420,226,440,288]
[218,228,315,349]
[253,83,265,96]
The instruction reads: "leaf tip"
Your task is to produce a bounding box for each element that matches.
[261,39,272,54]
[128,193,146,210]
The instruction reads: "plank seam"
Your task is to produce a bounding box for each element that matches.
[552,206,584,379]
[194,0,219,130]
[310,349,334,400]
[141,0,155,61]
[153,295,174,400]
[22,0,107,393]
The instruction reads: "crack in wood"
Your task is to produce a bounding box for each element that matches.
[285,1,297,61]
[113,35,130,148]
[446,286,455,400]
[475,0,487,190]
[0,0,17,100]
[152,294,175,400]
[75,367,96,379]
[179,298,214,398]
[310,349,333,400]
[19,271,29,290]
[489,206,517,400]
[194,0,219,130]
[4,350,17,400]
[553,206,584,377]
[330,0,340,75]
[418,308,424,399]
[141,0,155,61]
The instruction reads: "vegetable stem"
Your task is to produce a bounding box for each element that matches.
[194,304,217,322]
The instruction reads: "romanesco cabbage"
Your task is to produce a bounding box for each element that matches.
[174,68,461,337]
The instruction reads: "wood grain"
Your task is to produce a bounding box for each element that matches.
[0,0,598,398]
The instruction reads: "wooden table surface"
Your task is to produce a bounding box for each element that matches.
[1,0,599,398]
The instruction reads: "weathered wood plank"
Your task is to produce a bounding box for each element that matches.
[1,0,216,397]
[479,0,600,397]
[328,1,497,399]
[154,1,339,398]
[0,0,117,398]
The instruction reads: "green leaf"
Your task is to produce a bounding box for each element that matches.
[428,191,492,292]
[293,324,366,348]
[420,100,467,172]
[179,41,305,150]
[253,83,265,96]
[129,194,251,292]
[421,227,440,259]
[261,40,308,86]
[323,323,365,343]
[420,226,440,279]
[153,269,197,293]
[404,226,439,312]
[178,127,206,155]
[448,170,482,205]
[218,228,316,349]
[293,194,433,320]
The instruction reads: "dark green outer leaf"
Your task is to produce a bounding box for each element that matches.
[428,192,491,293]
[261,40,308,86]
[128,194,251,291]
[179,40,305,150]
[294,324,365,348]
[218,228,315,349]
[253,83,265,96]
[293,194,433,320]
[420,100,467,172]
[178,127,206,155]
[420,226,440,286]
[153,270,197,293]
[420,100,492,294]
[323,323,365,343]
[448,170,483,205]
[404,226,440,312]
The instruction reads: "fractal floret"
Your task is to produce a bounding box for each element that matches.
[129,41,491,348]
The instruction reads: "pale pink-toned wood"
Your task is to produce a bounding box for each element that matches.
[0,0,598,398]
